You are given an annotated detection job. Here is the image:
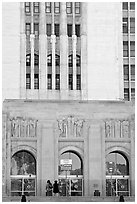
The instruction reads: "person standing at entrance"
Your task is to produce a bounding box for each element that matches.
[21,194,26,202]
[53,180,59,196]
[46,180,53,196]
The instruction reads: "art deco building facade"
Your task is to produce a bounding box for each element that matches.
[2,2,135,198]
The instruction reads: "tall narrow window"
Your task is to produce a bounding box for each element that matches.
[75,2,80,14]
[25,2,31,13]
[34,74,39,89]
[130,18,135,34]
[67,24,72,37]
[47,74,52,89]
[76,55,81,67]
[77,75,81,90]
[122,2,128,10]
[47,24,52,36]
[75,25,80,37]
[123,65,129,81]
[26,74,31,89]
[130,41,135,57]
[55,24,60,37]
[26,23,31,36]
[123,18,128,33]
[34,23,39,36]
[54,2,60,13]
[55,74,60,90]
[47,54,52,66]
[33,2,39,13]
[130,2,135,10]
[131,88,135,100]
[45,2,51,13]
[68,55,73,68]
[124,88,129,101]
[123,41,129,57]
[26,54,31,67]
[66,2,72,14]
[131,65,135,81]
[55,55,60,66]
[34,54,39,66]
[69,74,73,90]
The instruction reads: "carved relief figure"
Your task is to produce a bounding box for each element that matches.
[28,119,36,137]
[105,121,112,138]
[58,118,67,137]
[75,119,84,137]
[11,118,20,137]
[122,120,129,138]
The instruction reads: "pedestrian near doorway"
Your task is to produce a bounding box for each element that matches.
[53,180,59,196]
[119,195,125,202]
[21,194,26,202]
[46,180,53,196]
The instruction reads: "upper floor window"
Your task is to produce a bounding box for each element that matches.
[25,2,31,13]
[130,41,135,57]
[76,55,81,67]
[123,41,129,57]
[34,54,39,66]
[67,24,72,37]
[45,2,51,13]
[26,23,31,36]
[54,2,60,13]
[47,54,52,66]
[34,74,39,89]
[55,24,60,37]
[124,88,129,101]
[26,54,31,66]
[131,65,135,81]
[123,18,128,33]
[33,2,39,13]
[122,2,128,10]
[26,74,31,89]
[123,65,129,81]
[75,2,80,14]
[34,23,39,36]
[130,18,135,33]
[55,55,60,66]
[66,2,72,14]
[130,2,135,10]
[47,24,52,36]
[131,88,135,100]
[68,55,73,67]
[75,24,80,37]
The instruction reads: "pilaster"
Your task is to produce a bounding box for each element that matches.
[51,35,56,90]
[30,34,35,90]
[72,35,77,90]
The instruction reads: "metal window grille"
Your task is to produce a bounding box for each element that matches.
[75,2,80,14]
[66,2,72,14]
[76,55,81,67]
[25,2,31,13]
[45,2,51,13]
[54,2,60,14]
[26,74,31,89]
[34,74,39,89]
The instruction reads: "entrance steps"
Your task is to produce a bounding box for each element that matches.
[2,196,135,202]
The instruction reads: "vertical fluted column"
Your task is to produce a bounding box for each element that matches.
[51,2,56,90]
[60,2,68,98]
[39,2,47,93]
[20,2,26,98]
[81,2,88,99]
[30,3,34,90]
[6,119,11,195]
[72,2,77,90]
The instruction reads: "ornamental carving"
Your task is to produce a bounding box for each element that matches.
[10,117,37,138]
[58,116,84,138]
[121,120,130,138]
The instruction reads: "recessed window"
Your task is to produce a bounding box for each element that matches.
[130,18,135,34]
[75,24,80,37]
[47,74,52,89]
[34,23,39,36]
[66,2,72,14]
[124,88,129,101]
[34,54,39,66]
[34,74,39,89]
[26,54,31,66]
[54,2,60,13]
[68,55,73,67]
[76,55,81,67]
[45,2,51,13]
[123,41,129,57]
[47,24,52,36]
[77,75,81,90]
[123,65,129,81]
[130,41,135,57]
[130,2,135,10]
[25,2,31,13]
[26,74,31,89]
[75,2,80,14]
[122,2,128,10]
[69,74,73,90]
[123,18,128,33]
[47,54,52,66]
[55,24,60,37]
[131,88,135,100]
[67,24,72,37]
[26,23,31,36]
[55,55,60,66]
[55,74,60,90]
[131,65,135,81]
[33,2,39,13]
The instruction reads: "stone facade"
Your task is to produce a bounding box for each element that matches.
[2,100,135,196]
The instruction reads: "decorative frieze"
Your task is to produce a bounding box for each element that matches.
[10,117,37,138]
[105,119,130,139]
[58,115,85,138]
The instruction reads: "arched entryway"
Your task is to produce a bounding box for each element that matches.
[106,151,130,196]
[58,150,83,196]
[10,150,36,196]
